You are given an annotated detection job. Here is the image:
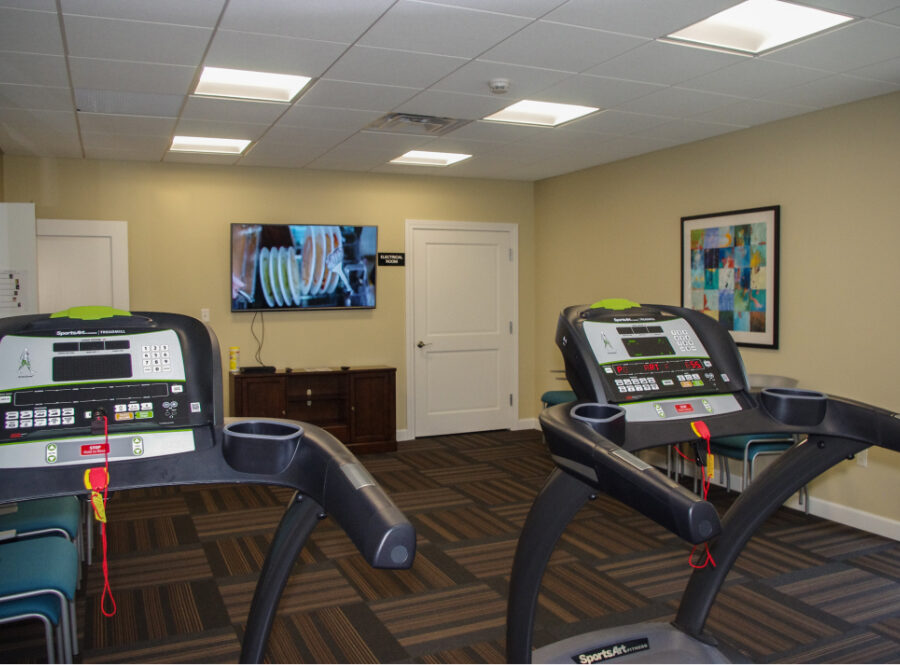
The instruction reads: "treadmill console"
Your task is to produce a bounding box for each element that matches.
[557,299,750,422]
[0,307,220,468]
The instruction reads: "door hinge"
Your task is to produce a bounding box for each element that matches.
[509,320,513,334]
[508,247,513,261]
[509,393,513,406]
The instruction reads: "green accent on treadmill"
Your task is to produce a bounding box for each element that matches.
[50,306,132,320]
[590,298,641,310]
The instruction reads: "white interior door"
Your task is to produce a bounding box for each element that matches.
[407,220,517,437]
[36,219,129,313]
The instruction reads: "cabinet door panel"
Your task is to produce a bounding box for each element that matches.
[351,371,395,444]
[241,377,285,418]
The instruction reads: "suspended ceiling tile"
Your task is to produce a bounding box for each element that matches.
[68,58,196,95]
[325,45,468,88]
[430,60,571,99]
[416,0,569,19]
[683,59,832,98]
[278,105,382,132]
[534,74,663,109]
[481,22,647,72]
[633,117,745,143]
[763,20,900,73]
[616,85,743,117]
[74,88,183,117]
[77,113,177,136]
[444,119,550,143]
[545,0,738,39]
[0,7,65,55]
[848,55,900,82]
[219,0,396,43]
[204,30,348,77]
[0,108,81,156]
[762,73,900,108]
[63,14,212,65]
[0,83,71,112]
[799,0,900,19]
[573,109,673,134]
[0,53,69,87]
[585,40,740,86]
[297,79,418,113]
[692,98,817,126]
[358,0,530,58]
[181,96,287,124]
[163,151,241,165]
[81,131,169,155]
[173,117,269,141]
[59,0,226,26]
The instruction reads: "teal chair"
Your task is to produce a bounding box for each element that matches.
[708,375,809,511]
[0,535,79,663]
[541,390,576,408]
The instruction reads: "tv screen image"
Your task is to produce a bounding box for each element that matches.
[231,224,377,312]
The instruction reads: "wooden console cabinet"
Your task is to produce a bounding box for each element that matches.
[229,366,396,454]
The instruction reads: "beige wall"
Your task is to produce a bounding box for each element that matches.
[534,91,900,522]
[2,159,536,429]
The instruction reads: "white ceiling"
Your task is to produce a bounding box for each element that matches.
[1,0,898,181]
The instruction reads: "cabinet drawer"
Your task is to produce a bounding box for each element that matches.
[286,374,347,397]
[286,398,346,424]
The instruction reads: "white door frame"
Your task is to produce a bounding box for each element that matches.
[36,219,130,311]
[404,219,518,440]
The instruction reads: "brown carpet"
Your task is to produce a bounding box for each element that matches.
[1,428,898,663]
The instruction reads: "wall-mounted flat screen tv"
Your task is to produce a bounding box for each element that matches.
[231,223,377,312]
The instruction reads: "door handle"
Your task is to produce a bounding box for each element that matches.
[417,341,432,348]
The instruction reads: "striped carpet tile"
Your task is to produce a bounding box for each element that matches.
[218,565,361,624]
[191,505,287,539]
[444,537,576,579]
[419,639,506,663]
[335,549,459,600]
[454,477,541,505]
[777,567,900,623]
[371,583,507,652]
[104,514,197,554]
[873,615,900,641]
[574,492,645,520]
[308,518,359,559]
[537,561,650,623]
[263,604,407,664]
[463,442,545,462]
[560,516,664,559]
[703,584,845,659]
[412,505,519,543]
[363,468,442,494]
[487,500,543,527]
[387,486,474,514]
[422,462,512,486]
[595,549,699,599]
[771,522,893,558]
[495,455,556,478]
[84,580,230,648]
[85,546,213,592]
[105,495,189,521]
[848,543,900,578]
[183,484,285,513]
[402,448,478,469]
[203,534,279,577]
[81,627,241,664]
[775,629,900,664]
[733,536,826,578]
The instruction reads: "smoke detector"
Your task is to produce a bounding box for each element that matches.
[488,78,510,94]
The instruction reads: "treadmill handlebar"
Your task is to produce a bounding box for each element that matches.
[540,405,721,544]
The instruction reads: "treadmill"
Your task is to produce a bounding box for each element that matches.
[0,307,415,663]
[507,298,899,663]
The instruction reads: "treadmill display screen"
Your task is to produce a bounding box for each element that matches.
[623,337,675,358]
[52,354,132,382]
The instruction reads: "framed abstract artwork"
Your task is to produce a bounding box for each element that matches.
[681,205,780,349]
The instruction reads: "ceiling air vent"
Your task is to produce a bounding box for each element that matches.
[366,113,470,136]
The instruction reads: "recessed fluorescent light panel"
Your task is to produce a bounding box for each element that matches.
[665,0,853,54]
[483,100,599,127]
[195,66,311,102]
[390,151,471,167]
[170,136,251,155]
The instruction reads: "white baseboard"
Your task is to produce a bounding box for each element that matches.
[514,418,539,431]
[396,429,413,442]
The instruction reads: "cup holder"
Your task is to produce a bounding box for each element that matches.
[760,387,827,427]
[223,420,303,475]
[570,402,627,444]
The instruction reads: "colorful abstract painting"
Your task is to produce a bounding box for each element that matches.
[682,206,779,348]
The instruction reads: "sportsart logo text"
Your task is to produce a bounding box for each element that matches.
[573,638,650,664]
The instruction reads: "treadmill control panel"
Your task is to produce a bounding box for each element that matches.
[583,316,733,403]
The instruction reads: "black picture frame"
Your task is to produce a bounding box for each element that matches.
[681,205,780,349]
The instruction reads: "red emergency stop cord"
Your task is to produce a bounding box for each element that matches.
[687,420,716,569]
[85,415,117,617]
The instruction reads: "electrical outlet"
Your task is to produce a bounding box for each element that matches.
[200,308,210,322]
[856,449,868,467]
